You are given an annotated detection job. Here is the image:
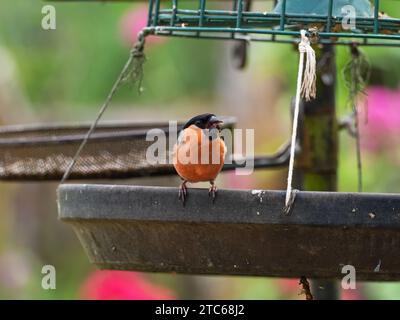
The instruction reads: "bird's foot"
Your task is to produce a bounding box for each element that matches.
[178,181,188,206]
[209,183,217,203]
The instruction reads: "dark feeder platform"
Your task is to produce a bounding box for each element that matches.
[58,184,400,281]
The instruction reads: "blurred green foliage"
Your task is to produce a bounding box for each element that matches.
[0,0,218,110]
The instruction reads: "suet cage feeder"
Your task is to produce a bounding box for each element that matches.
[17,0,400,288]
[144,0,400,46]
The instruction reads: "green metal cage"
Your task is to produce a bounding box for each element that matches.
[144,0,400,46]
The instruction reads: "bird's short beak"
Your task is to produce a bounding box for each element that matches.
[209,115,224,125]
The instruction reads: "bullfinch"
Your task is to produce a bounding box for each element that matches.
[173,113,227,205]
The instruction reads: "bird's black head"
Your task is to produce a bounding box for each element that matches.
[183,113,223,130]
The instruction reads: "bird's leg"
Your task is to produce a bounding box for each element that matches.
[209,181,217,203]
[178,180,188,206]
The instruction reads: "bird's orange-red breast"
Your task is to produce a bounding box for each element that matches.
[173,114,226,183]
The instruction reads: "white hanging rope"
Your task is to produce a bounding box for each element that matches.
[284,30,317,211]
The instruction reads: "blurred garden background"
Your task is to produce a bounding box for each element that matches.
[0,0,399,299]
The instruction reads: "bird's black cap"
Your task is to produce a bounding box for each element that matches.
[183,113,223,129]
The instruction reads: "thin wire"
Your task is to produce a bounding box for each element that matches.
[350,56,362,193]
[60,34,146,184]
[354,106,363,193]
[344,44,370,193]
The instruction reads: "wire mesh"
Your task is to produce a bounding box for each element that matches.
[0,120,235,181]
[145,0,400,46]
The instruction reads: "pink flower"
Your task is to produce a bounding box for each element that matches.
[341,288,364,300]
[278,279,299,297]
[360,86,400,153]
[80,270,176,300]
[119,5,167,47]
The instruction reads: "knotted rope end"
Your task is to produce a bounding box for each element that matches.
[299,30,317,102]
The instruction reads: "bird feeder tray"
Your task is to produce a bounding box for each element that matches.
[0,119,235,181]
[58,184,400,280]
